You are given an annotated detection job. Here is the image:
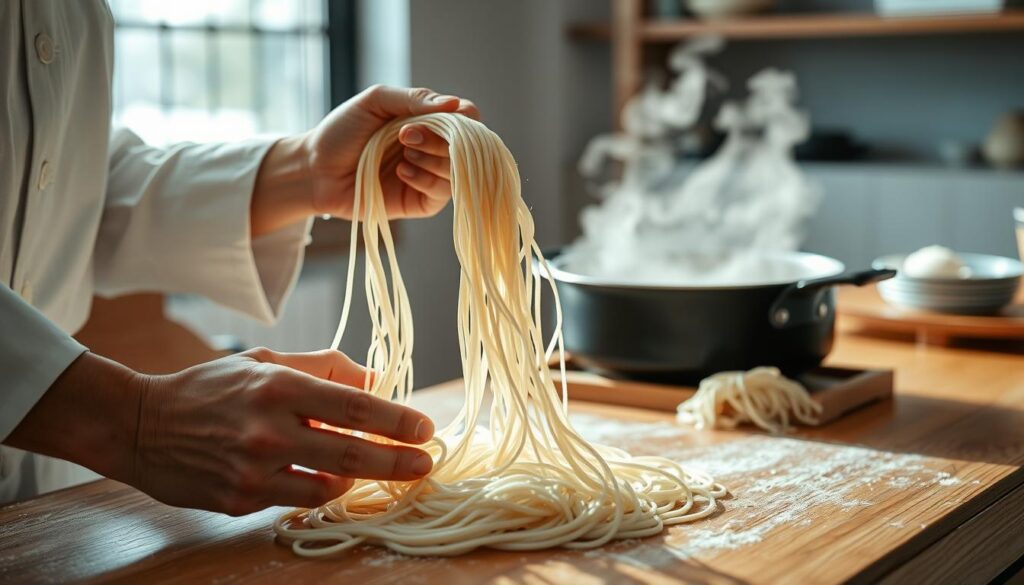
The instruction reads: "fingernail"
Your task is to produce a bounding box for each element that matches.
[405,148,422,161]
[398,163,417,178]
[411,453,433,476]
[431,94,457,104]
[403,128,424,145]
[415,419,434,442]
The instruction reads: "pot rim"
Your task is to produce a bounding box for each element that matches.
[538,250,847,291]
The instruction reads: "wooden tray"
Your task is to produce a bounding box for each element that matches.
[553,362,893,426]
[839,286,1024,346]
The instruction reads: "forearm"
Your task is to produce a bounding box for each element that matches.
[250,133,317,238]
[4,352,141,484]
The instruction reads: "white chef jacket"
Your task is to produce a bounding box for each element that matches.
[0,1,311,502]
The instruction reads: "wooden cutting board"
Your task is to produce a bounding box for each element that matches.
[2,332,1024,584]
[554,364,893,425]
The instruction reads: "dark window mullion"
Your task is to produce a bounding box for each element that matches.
[250,0,265,133]
[326,0,357,108]
[206,24,220,113]
[158,23,173,115]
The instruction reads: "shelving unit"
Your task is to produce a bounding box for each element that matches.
[573,1,1024,125]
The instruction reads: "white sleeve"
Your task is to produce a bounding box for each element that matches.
[0,285,87,440]
[94,128,312,324]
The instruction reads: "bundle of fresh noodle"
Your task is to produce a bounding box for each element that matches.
[273,113,725,557]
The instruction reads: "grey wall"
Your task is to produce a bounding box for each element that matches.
[802,163,1022,268]
[712,35,1024,161]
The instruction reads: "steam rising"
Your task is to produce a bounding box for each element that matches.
[565,38,820,286]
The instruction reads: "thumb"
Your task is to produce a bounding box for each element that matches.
[358,85,461,119]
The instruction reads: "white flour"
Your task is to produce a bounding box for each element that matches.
[567,413,968,563]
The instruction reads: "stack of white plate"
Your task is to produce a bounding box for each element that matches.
[873,253,1023,314]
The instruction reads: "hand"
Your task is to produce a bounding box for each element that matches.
[134,347,435,515]
[250,85,479,237]
[305,84,480,220]
[5,349,435,517]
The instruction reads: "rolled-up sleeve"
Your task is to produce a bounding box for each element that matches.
[94,128,311,324]
[0,285,87,440]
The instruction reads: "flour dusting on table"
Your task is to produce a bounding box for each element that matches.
[568,413,967,562]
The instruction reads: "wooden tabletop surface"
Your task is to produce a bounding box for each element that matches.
[2,319,1024,584]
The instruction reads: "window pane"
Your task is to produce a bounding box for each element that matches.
[255,0,325,30]
[216,32,260,138]
[302,0,327,28]
[207,0,255,27]
[113,29,160,111]
[172,30,209,111]
[111,1,329,146]
[260,35,300,131]
[111,0,260,26]
[158,0,212,26]
[303,33,327,127]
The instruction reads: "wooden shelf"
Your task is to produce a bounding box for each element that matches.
[570,10,1024,41]
[579,2,1024,128]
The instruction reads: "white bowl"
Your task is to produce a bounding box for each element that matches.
[873,252,1023,314]
[875,0,1003,16]
[686,0,777,19]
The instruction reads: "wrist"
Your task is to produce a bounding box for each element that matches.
[250,132,318,238]
[5,352,143,484]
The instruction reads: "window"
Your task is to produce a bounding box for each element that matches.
[108,0,350,147]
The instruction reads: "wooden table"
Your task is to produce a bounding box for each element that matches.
[2,323,1024,584]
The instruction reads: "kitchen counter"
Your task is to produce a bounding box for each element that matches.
[2,321,1023,584]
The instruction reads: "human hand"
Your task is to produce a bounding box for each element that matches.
[249,85,479,236]
[133,347,434,516]
[304,84,480,220]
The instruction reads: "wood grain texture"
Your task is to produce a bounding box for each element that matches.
[568,10,1024,41]
[880,480,1024,584]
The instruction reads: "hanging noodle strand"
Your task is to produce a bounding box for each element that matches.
[273,113,725,557]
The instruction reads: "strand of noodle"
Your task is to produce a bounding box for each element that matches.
[275,113,724,556]
[676,366,822,433]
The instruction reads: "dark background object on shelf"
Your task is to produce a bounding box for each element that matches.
[794,130,869,161]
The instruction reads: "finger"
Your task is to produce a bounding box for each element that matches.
[456,99,481,120]
[398,124,451,157]
[298,428,434,481]
[404,147,451,180]
[247,348,372,389]
[358,85,461,119]
[397,162,451,203]
[285,371,435,444]
[263,467,353,509]
[378,174,446,219]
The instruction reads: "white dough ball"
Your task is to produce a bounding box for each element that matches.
[902,245,969,279]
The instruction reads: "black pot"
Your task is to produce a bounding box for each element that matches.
[539,249,895,384]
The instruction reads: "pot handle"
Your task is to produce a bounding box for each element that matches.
[768,268,897,329]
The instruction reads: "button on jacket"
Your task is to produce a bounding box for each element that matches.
[0,1,311,502]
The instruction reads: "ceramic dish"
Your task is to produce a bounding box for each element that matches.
[873,253,1023,314]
